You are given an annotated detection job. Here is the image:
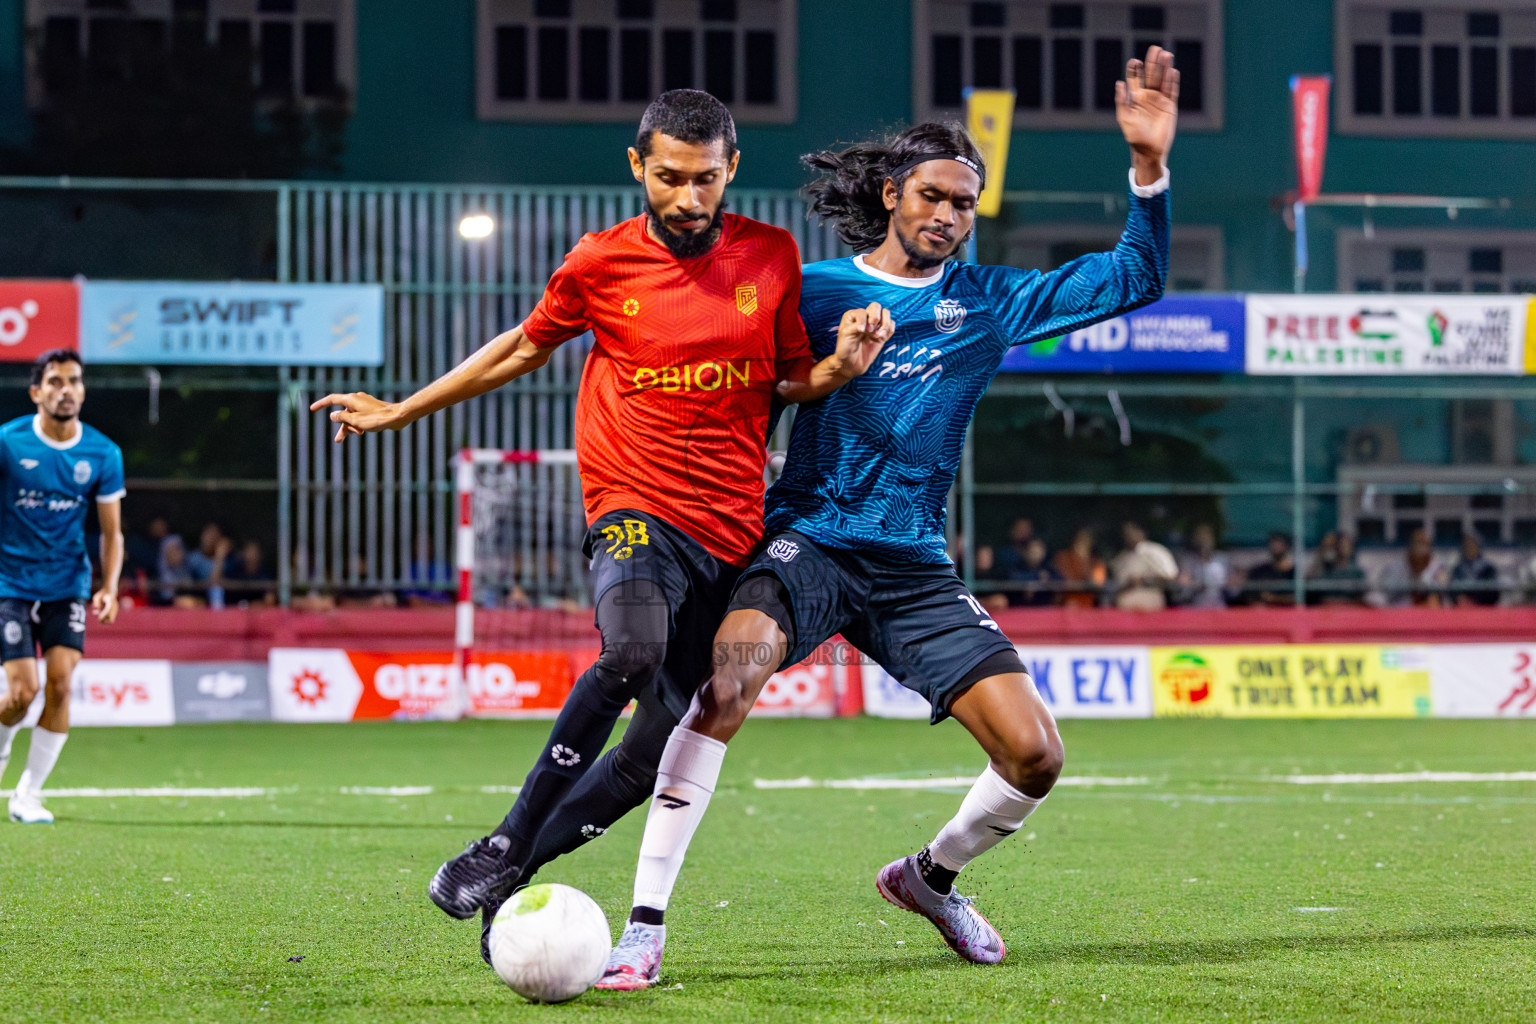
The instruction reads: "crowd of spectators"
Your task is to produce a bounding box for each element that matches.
[121,517,277,609]
[967,517,1534,611]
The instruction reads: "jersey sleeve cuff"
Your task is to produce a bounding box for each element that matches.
[97,489,126,502]
[1129,166,1171,198]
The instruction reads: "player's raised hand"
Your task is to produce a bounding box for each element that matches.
[91,586,119,624]
[309,391,405,443]
[833,302,896,378]
[1116,45,1179,170]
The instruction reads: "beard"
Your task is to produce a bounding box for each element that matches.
[645,196,727,259]
[896,224,970,270]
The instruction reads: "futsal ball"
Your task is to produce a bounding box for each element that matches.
[487,883,612,1003]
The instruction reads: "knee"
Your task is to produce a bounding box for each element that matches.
[594,637,667,691]
[4,675,38,709]
[43,673,71,703]
[701,661,763,727]
[993,726,1064,798]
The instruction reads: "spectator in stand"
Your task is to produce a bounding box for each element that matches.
[223,540,276,607]
[1377,527,1443,608]
[1009,536,1061,607]
[155,534,203,608]
[124,514,167,580]
[1053,527,1107,609]
[952,535,1008,613]
[1307,530,1367,605]
[992,516,1036,580]
[1240,532,1297,607]
[1110,521,1179,611]
[335,555,399,609]
[1448,531,1501,607]
[186,522,231,609]
[1176,523,1229,608]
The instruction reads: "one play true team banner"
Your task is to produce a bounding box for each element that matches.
[1246,294,1528,375]
[80,281,384,366]
[1001,295,1246,374]
[1151,645,1433,718]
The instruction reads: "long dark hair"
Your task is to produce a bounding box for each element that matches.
[801,122,984,252]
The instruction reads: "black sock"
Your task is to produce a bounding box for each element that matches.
[916,846,957,895]
[630,906,664,926]
[520,744,655,875]
[495,667,628,842]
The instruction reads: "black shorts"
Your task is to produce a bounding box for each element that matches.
[0,597,87,662]
[584,509,741,719]
[726,531,1024,723]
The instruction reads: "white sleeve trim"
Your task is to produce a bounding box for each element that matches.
[97,489,126,503]
[1129,165,1170,197]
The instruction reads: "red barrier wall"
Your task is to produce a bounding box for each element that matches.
[86,605,1536,660]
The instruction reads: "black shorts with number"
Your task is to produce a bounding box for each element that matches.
[726,531,1024,723]
[0,597,87,662]
[584,509,741,719]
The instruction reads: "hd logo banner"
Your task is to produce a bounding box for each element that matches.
[1000,295,1246,374]
[1151,645,1433,718]
[80,281,384,366]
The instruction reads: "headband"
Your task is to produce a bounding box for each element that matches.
[888,153,985,187]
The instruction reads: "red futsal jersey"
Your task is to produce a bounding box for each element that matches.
[520,213,812,566]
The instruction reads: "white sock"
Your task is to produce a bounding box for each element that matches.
[18,727,67,798]
[632,727,728,913]
[0,721,18,777]
[927,765,1045,873]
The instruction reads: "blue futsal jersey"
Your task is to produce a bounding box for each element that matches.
[766,172,1170,564]
[0,415,126,602]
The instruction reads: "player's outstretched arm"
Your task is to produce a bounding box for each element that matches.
[776,302,894,404]
[92,498,123,624]
[310,324,554,443]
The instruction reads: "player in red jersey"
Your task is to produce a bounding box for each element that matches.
[311,90,893,964]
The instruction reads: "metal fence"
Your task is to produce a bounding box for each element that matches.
[275,183,848,603]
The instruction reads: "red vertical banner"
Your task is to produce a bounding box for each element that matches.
[0,280,80,363]
[1290,75,1332,202]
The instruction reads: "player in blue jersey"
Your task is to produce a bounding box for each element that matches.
[0,350,125,824]
[598,48,1179,988]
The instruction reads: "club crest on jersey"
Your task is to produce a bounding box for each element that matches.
[3,621,20,645]
[735,284,758,316]
[767,539,799,562]
[73,460,91,484]
[934,299,966,334]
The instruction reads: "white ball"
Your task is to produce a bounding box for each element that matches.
[487,883,612,1003]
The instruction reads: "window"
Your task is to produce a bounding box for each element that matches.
[26,0,353,105]
[1339,230,1536,293]
[1338,1,1536,137]
[478,0,797,123]
[1007,223,1225,290]
[913,0,1223,130]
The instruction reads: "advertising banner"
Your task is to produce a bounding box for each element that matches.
[170,662,271,723]
[69,660,176,726]
[864,645,1153,719]
[1000,295,1246,374]
[1429,644,1536,717]
[1291,75,1331,202]
[81,281,384,366]
[268,649,573,721]
[751,641,851,718]
[0,280,80,364]
[966,88,1015,219]
[1151,645,1432,717]
[1246,295,1526,375]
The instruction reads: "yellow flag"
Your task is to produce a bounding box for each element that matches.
[965,88,1015,218]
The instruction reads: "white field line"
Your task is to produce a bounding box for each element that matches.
[5,787,277,798]
[1266,771,1536,784]
[754,775,1149,790]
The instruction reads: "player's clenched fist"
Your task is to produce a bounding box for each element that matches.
[309,391,405,443]
[832,301,896,379]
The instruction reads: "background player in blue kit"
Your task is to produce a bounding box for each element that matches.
[0,349,125,824]
[599,48,1179,988]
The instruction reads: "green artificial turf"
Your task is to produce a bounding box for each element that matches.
[2,718,1534,1023]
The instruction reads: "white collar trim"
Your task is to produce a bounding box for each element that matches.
[32,414,82,450]
[852,254,948,289]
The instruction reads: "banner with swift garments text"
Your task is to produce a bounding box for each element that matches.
[1000,295,1246,374]
[1246,295,1527,375]
[80,281,384,366]
[1151,645,1433,717]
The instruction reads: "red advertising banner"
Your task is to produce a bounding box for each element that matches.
[1290,75,1331,202]
[0,280,80,363]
